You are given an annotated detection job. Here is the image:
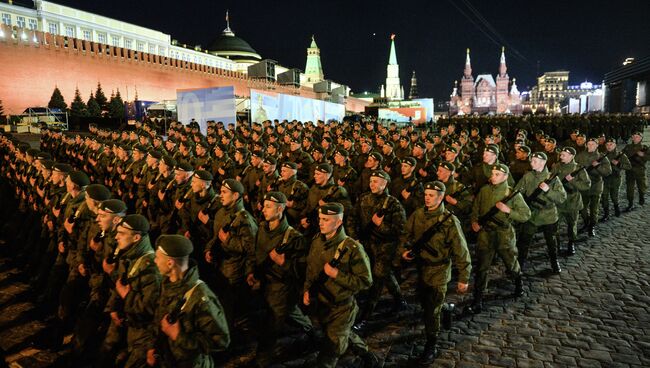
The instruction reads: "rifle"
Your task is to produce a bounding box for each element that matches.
[558,166,585,194]
[114,259,131,321]
[630,145,648,164]
[585,154,607,174]
[253,231,294,282]
[360,196,390,241]
[477,189,521,228]
[407,211,455,259]
[166,296,186,324]
[307,247,349,312]
[524,173,558,208]
[208,212,240,262]
[448,184,473,201]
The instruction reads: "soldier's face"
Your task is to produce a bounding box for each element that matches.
[445,151,456,161]
[220,187,238,207]
[262,201,283,222]
[530,157,546,172]
[401,163,414,176]
[490,170,508,185]
[633,135,642,144]
[191,178,208,193]
[314,171,329,185]
[606,142,616,151]
[483,151,497,165]
[412,146,423,157]
[560,151,573,164]
[424,189,444,209]
[436,167,451,182]
[154,249,172,276]
[369,177,387,194]
[318,214,342,236]
[115,226,140,250]
[96,210,115,231]
[280,167,295,181]
[587,141,598,152]
[365,157,379,169]
[175,170,190,184]
[85,197,100,213]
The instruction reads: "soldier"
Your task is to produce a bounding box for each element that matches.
[276,161,310,228]
[551,147,591,255]
[623,131,648,211]
[302,163,353,236]
[147,235,230,367]
[252,192,312,366]
[302,202,376,368]
[601,138,631,220]
[544,138,560,168]
[399,181,471,366]
[100,215,161,367]
[514,152,567,273]
[178,170,218,266]
[389,157,424,217]
[348,170,407,330]
[204,179,258,331]
[509,145,532,183]
[575,138,612,236]
[436,162,473,229]
[469,164,531,313]
[331,148,358,196]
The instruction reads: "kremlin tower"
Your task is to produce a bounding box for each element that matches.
[381,34,404,100]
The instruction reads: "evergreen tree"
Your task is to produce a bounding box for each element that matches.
[87,92,101,118]
[70,88,88,117]
[0,99,4,116]
[95,82,108,112]
[48,86,67,110]
[108,89,125,119]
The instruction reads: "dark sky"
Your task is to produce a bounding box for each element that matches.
[46,0,650,101]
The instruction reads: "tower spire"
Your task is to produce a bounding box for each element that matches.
[464,48,472,78]
[409,70,419,99]
[223,10,234,36]
[384,34,403,100]
[305,35,324,83]
[388,34,398,65]
[499,46,507,77]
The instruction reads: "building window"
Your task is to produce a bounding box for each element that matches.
[148,44,156,54]
[16,16,25,29]
[2,13,12,26]
[97,32,106,44]
[111,35,120,47]
[124,39,132,49]
[48,22,58,35]
[28,18,37,30]
[82,29,91,41]
[65,25,74,37]
[137,41,145,52]
[158,46,165,56]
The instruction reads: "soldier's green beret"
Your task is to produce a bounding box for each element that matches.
[312,146,325,154]
[194,170,213,182]
[195,140,209,149]
[282,161,298,170]
[290,136,301,144]
[268,142,279,149]
[179,140,194,148]
[263,156,277,166]
[251,150,264,158]
[315,163,333,174]
[40,159,55,170]
[98,199,127,214]
[236,147,249,156]
[175,161,194,172]
[319,202,344,215]
[120,214,150,234]
[86,184,112,201]
[402,157,417,167]
[606,138,616,143]
[485,145,499,155]
[322,137,333,143]
[344,136,355,143]
[264,191,287,204]
[222,179,244,194]
[531,152,548,161]
[446,146,458,154]
[26,148,40,157]
[214,143,227,152]
[161,155,177,168]
[414,141,426,150]
[493,163,510,174]
[53,163,73,173]
[36,152,52,160]
[148,150,162,159]
[133,144,148,153]
[588,137,598,143]
[424,181,446,192]
[546,138,557,144]
[399,135,410,142]
[69,171,90,187]
[518,145,531,154]
[119,144,132,152]
[633,131,643,136]
[370,170,390,182]
[438,161,455,172]
[383,141,395,148]
[576,133,586,139]
[157,234,193,257]
[335,148,349,157]
[572,129,580,134]
[368,151,383,162]
[561,147,577,155]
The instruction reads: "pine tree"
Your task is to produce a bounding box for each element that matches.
[95,82,108,112]
[87,92,101,118]
[108,89,125,119]
[0,99,4,117]
[70,88,88,117]
[48,86,67,110]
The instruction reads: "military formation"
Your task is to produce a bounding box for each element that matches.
[0,112,647,368]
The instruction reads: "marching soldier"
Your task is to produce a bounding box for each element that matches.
[302,163,353,236]
[399,181,471,366]
[514,152,567,273]
[469,164,531,313]
[575,138,612,236]
[302,202,376,368]
[276,161,310,228]
[147,235,230,367]
[623,131,648,211]
[601,138,631,220]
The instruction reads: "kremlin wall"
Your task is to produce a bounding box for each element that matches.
[0,23,369,117]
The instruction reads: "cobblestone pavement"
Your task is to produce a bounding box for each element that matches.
[1,147,649,367]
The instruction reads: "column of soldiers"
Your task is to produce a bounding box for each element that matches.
[0,112,647,367]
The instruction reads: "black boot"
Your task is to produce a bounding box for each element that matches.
[441,303,455,330]
[550,256,561,274]
[600,207,609,222]
[416,337,438,366]
[640,194,645,206]
[513,275,524,297]
[626,200,635,212]
[466,292,483,314]
[566,241,576,256]
[614,204,621,217]
[353,307,372,332]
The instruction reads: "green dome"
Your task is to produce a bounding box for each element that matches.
[208,30,261,61]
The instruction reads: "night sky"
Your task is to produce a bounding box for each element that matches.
[45,0,650,101]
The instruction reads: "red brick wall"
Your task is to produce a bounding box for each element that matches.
[0,25,368,116]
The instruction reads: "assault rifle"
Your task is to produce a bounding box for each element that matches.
[559,166,585,194]
[307,247,349,313]
[477,189,521,228]
[407,211,455,259]
[253,237,293,282]
[524,174,558,208]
